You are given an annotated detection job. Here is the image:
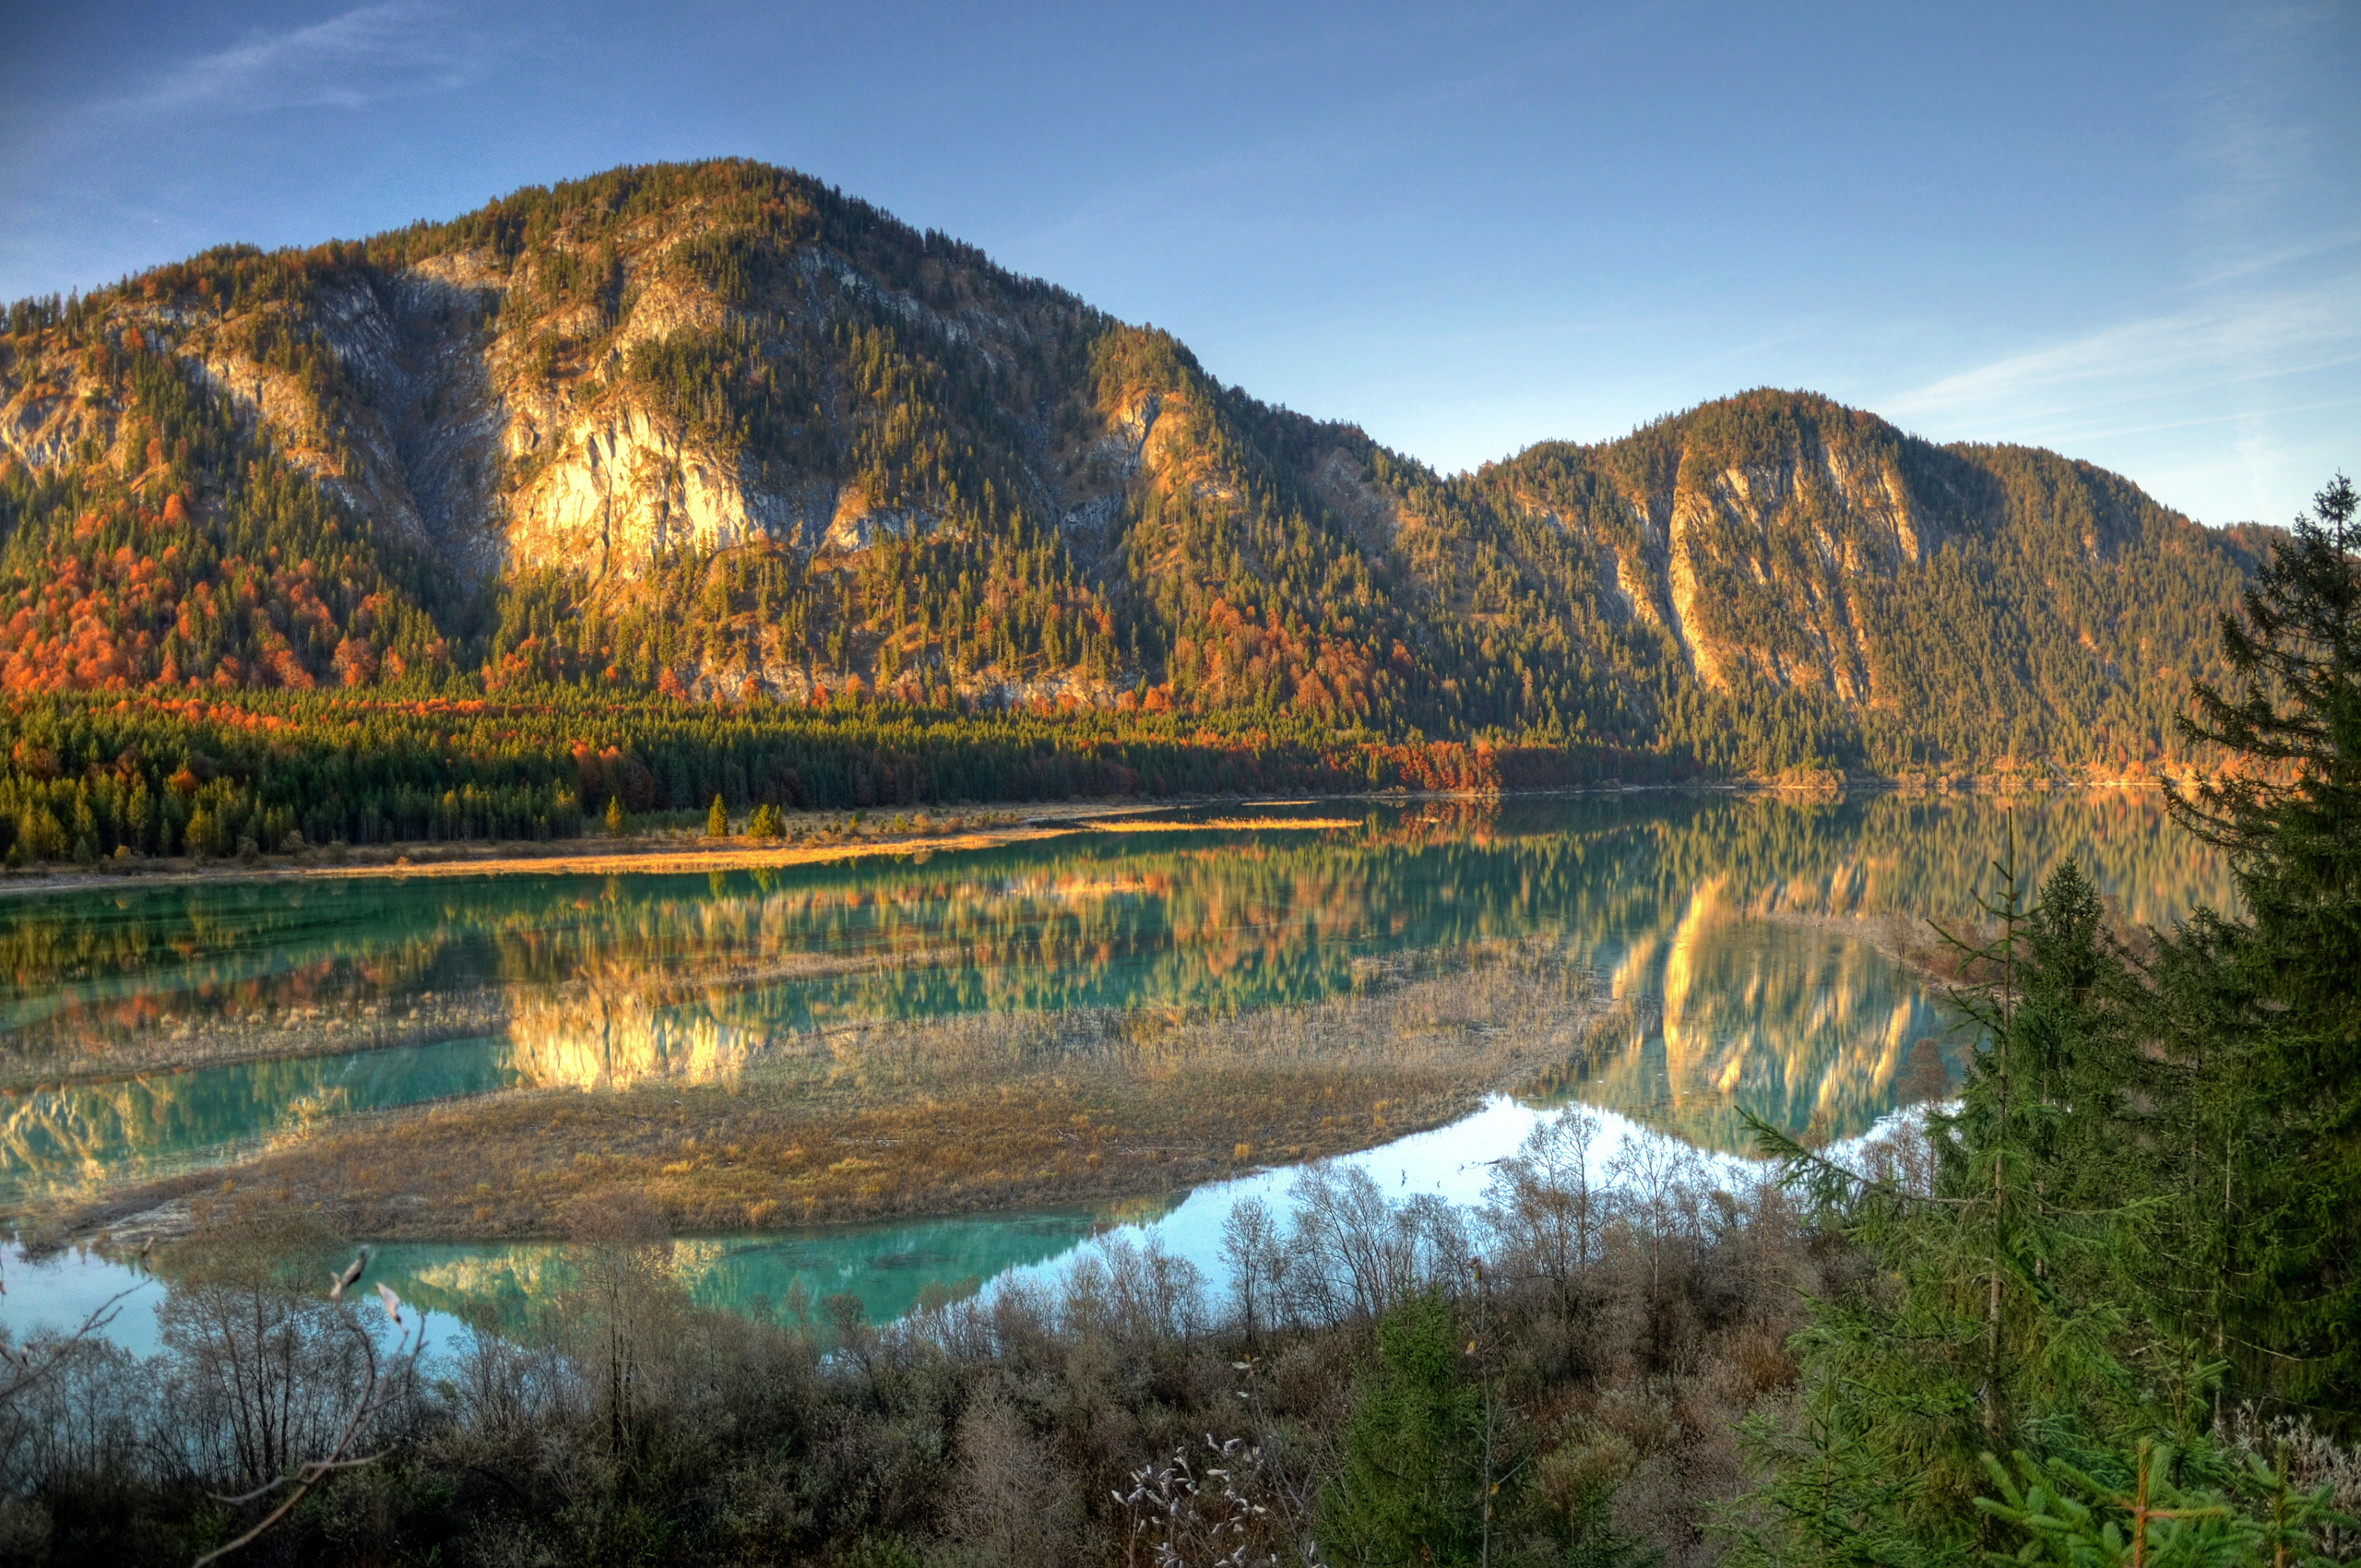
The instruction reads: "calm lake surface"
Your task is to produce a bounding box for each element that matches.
[0,790,2231,1342]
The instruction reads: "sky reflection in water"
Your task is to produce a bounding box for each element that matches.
[0,790,2225,1336]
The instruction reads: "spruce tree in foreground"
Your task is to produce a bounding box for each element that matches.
[1733,855,2355,1563]
[1729,849,2152,1565]
[1730,471,2361,1562]
[2160,473,2360,1432]
[1322,1293,1490,1566]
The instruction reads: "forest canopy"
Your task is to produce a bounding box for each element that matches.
[0,160,2279,838]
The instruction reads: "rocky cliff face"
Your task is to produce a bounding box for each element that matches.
[0,190,1156,600]
[1538,422,1931,700]
[0,159,2266,771]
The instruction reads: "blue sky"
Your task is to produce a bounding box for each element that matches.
[2,0,2354,527]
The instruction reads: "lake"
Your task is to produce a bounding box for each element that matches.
[0,790,2231,1344]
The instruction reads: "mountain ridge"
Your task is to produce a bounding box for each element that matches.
[0,157,2273,780]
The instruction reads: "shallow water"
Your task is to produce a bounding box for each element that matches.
[0,1095,1742,1358]
[0,790,2228,1335]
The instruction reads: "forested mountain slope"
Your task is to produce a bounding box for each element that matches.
[0,158,2270,778]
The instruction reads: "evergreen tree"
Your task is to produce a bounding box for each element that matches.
[1731,466,2361,1556]
[2000,857,2161,1305]
[1975,1439,2355,1567]
[2157,473,2361,1433]
[1731,849,2160,1563]
[1321,1292,1489,1567]
[706,793,729,837]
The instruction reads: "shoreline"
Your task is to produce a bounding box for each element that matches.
[32,949,1609,1253]
[0,800,1165,899]
[0,777,2173,900]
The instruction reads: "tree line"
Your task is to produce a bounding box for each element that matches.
[0,687,1687,864]
[0,478,2351,1564]
[0,159,2274,790]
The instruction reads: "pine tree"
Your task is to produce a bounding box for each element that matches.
[2004,857,2155,1297]
[2158,473,2361,1433]
[1730,846,2154,1563]
[1975,1438,2355,1567]
[706,793,728,837]
[1732,463,2361,1554]
[1320,1292,1489,1567]
[604,794,627,837]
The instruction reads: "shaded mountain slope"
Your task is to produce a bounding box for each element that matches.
[0,159,2272,778]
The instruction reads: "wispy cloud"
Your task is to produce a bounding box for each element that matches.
[122,2,507,114]
[2177,2,2343,277]
[1882,277,2361,434]
[1999,392,2361,450]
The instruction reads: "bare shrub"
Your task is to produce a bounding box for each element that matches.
[1281,1163,1468,1326]
[145,1200,431,1565]
[1604,1136,1708,1303]
[945,1392,1080,1567]
[0,1337,157,1497]
[1060,1234,1206,1348]
[553,1192,680,1464]
[158,1202,389,1488]
[1482,1105,1607,1297]
[442,1323,580,1457]
[1220,1197,1288,1348]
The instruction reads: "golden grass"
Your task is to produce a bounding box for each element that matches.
[1087,817,1360,833]
[0,989,516,1089]
[54,942,1600,1242]
[0,801,1173,899]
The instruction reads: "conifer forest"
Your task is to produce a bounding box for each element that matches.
[0,159,2351,1568]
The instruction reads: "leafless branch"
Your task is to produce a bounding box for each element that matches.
[190,1254,426,1568]
[0,1283,141,1408]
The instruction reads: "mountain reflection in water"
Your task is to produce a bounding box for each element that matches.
[0,791,2228,1212]
[371,1204,1157,1334]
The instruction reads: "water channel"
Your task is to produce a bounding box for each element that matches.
[0,790,2231,1349]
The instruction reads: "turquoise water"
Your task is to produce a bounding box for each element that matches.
[0,790,2227,1336]
[0,1035,524,1208]
[0,1099,1712,1358]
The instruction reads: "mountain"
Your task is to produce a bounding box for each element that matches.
[0,158,2272,781]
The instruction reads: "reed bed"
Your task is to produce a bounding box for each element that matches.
[52,941,1602,1242]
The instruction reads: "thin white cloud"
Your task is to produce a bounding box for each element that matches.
[123,2,502,114]
[1882,278,2361,431]
[2177,2,2344,278]
[2183,228,2361,291]
[1995,392,2361,449]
